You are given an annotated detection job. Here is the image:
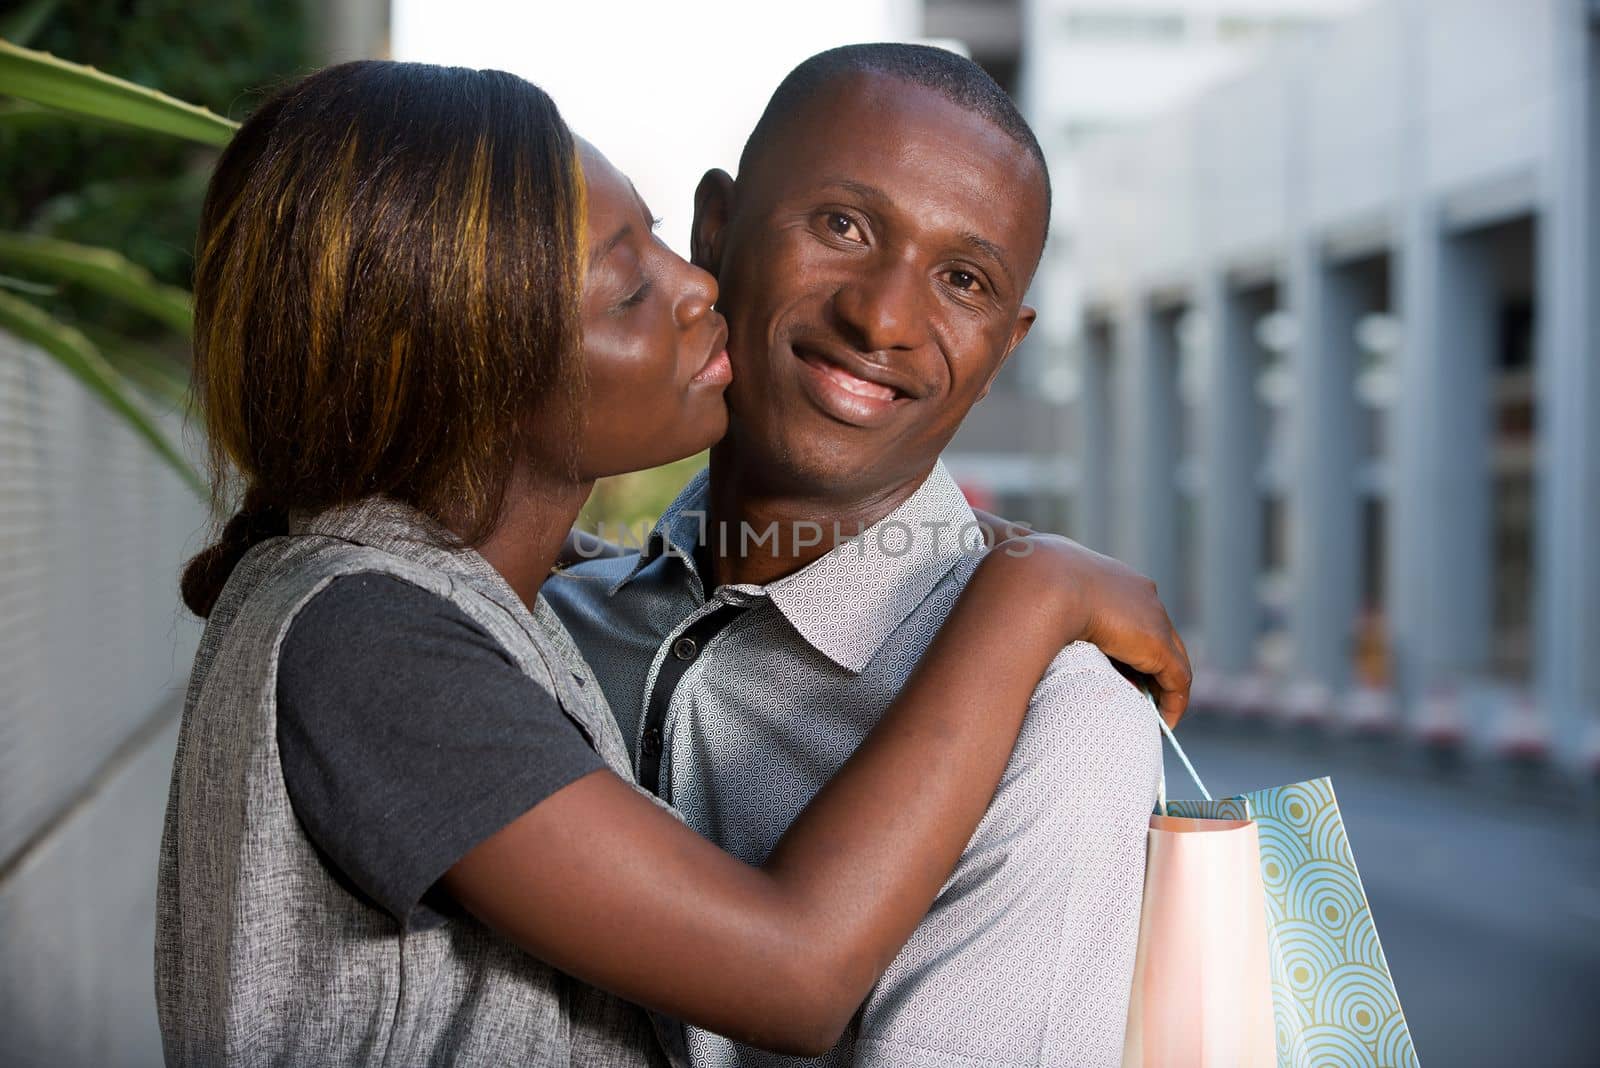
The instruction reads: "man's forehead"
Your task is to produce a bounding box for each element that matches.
[787,139,1040,273]
[785,73,1022,165]
[750,74,1045,238]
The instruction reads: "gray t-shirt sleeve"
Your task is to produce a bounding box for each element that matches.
[275,572,606,928]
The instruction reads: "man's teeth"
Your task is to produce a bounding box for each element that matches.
[819,360,896,401]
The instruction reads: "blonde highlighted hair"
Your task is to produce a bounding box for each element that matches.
[182,61,587,616]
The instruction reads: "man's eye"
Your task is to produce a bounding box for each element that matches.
[825,213,864,243]
[947,269,980,292]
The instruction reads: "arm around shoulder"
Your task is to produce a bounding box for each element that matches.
[442,541,1109,1056]
[850,647,1162,1065]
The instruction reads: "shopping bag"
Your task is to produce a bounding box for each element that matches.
[1122,712,1277,1067]
[1157,707,1420,1067]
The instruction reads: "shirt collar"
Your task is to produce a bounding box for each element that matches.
[622,461,981,674]
[606,466,714,595]
[289,495,528,624]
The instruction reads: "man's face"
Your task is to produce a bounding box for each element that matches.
[694,72,1046,503]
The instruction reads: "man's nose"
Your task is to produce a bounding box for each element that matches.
[832,259,928,353]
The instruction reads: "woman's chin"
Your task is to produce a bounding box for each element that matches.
[591,402,729,479]
[675,403,730,462]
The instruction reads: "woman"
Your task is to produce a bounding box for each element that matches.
[157,61,1184,1066]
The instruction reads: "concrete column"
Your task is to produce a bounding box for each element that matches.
[1286,242,1361,693]
[1390,0,1493,709]
[1388,0,1432,713]
[1077,334,1115,554]
[1110,302,1146,568]
[1113,301,1180,599]
[1197,272,1260,674]
[1393,207,1495,699]
[1534,0,1600,773]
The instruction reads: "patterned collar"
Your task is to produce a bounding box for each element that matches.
[617,461,982,674]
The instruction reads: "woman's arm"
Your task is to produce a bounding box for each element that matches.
[441,538,1097,1056]
[971,506,1191,728]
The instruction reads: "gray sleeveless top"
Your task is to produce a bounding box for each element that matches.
[155,497,687,1067]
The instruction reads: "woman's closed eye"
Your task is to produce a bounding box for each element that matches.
[615,277,654,312]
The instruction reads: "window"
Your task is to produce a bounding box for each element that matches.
[1217,14,1315,43]
[1062,10,1186,43]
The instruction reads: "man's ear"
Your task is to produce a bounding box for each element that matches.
[977,304,1037,401]
[692,168,736,275]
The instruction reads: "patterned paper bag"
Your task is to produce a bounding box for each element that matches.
[1165,778,1419,1068]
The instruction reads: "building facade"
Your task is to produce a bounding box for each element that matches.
[1064,0,1599,775]
[940,0,1364,524]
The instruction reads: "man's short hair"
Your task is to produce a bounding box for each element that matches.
[739,42,1051,229]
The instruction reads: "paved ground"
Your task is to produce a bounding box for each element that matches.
[1162,720,1600,1068]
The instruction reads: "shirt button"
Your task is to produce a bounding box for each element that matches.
[672,636,698,661]
[641,728,663,756]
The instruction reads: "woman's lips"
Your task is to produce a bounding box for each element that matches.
[691,348,732,386]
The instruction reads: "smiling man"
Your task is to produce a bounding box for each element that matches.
[546,44,1183,1067]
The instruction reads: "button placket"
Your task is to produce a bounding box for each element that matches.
[636,600,750,797]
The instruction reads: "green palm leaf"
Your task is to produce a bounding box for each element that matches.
[0,231,192,335]
[0,289,204,495]
[0,98,131,133]
[80,323,191,412]
[0,37,237,147]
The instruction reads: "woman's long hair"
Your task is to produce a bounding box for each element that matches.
[180,61,587,617]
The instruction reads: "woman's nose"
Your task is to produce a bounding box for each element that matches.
[674,260,718,327]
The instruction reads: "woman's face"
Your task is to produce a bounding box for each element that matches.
[571,141,731,481]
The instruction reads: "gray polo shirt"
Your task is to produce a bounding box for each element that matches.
[545,462,1160,1068]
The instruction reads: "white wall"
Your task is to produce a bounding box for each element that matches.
[0,331,206,1066]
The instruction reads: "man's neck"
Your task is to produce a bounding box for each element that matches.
[705,441,932,589]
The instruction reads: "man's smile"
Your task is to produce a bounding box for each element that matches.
[791,340,918,427]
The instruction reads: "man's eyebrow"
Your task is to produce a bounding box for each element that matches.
[958,231,1016,289]
[833,177,890,203]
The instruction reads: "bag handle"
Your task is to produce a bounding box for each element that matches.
[1146,691,1212,815]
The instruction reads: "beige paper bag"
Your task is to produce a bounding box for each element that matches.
[1122,704,1277,1068]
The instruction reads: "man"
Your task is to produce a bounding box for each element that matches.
[547,44,1185,1067]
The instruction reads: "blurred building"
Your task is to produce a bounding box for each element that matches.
[940,0,1364,523]
[1062,0,1599,775]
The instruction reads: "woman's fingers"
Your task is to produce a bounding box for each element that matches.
[1153,654,1191,729]
[1042,538,1194,729]
[1171,626,1191,672]
[1155,608,1192,728]
[1123,632,1190,729]
[1105,606,1192,730]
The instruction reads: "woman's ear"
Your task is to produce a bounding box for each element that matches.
[692,168,736,275]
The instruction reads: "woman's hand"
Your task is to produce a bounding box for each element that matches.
[978,530,1192,729]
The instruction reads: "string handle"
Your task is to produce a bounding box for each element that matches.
[1146,691,1212,815]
